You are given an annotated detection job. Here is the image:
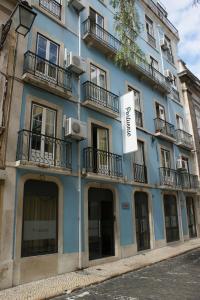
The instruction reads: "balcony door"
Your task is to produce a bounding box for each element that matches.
[156,102,165,121]
[133,141,147,183]
[92,125,109,175]
[90,64,107,106]
[89,8,104,39]
[164,195,179,243]
[30,104,56,165]
[161,148,174,185]
[36,34,59,81]
[88,188,115,260]
[135,192,150,251]
[186,197,197,238]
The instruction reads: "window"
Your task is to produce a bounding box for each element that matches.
[133,141,147,183]
[195,107,200,137]
[89,8,104,27]
[181,156,189,172]
[90,64,107,88]
[145,15,154,37]
[150,56,159,71]
[30,103,56,164]
[145,16,156,47]
[176,115,184,130]
[164,35,174,63]
[161,148,171,169]
[172,75,177,89]
[39,0,61,19]
[22,180,58,257]
[134,140,145,165]
[156,102,165,120]
[36,34,59,80]
[128,86,143,127]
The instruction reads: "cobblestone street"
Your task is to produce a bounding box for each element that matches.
[54,248,200,300]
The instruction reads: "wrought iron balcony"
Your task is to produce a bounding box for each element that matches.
[82,19,170,94]
[160,167,178,187]
[135,110,143,128]
[160,167,199,189]
[17,129,72,169]
[82,81,119,117]
[147,33,156,48]
[179,173,199,189]
[23,51,72,92]
[83,147,123,177]
[176,129,193,150]
[39,0,61,19]
[154,118,176,141]
[143,0,179,38]
[133,163,147,183]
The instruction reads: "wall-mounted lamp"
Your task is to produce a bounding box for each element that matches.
[0,1,37,49]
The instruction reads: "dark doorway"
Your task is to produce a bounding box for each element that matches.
[135,192,150,251]
[186,197,197,238]
[88,188,115,260]
[164,195,179,243]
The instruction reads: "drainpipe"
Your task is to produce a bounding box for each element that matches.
[77,13,82,270]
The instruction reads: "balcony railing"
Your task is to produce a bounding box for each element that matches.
[160,167,178,187]
[135,110,143,128]
[82,81,119,114]
[147,33,156,48]
[83,147,123,177]
[23,51,72,91]
[133,163,147,183]
[17,129,72,169]
[160,168,199,189]
[154,118,175,139]
[176,129,193,149]
[82,19,170,93]
[83,18,122,52]
[143,0,179,38]
[39,0,61,19]
[180,173,199,189]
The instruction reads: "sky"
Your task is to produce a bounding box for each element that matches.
[161,0,200,78]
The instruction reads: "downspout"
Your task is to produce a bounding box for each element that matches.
[77,12,82,270]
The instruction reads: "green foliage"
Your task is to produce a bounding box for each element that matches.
[110,0,145,67]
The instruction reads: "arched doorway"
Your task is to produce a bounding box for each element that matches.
[163,194,179,243]
[135,192,150,251]
[186,196,197,238]
[88,188,115,260]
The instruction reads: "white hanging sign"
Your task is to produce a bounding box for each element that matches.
[121,91,138,154]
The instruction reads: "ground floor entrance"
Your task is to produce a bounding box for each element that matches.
[135,192,150,251]
[186,196,197,238]
[164,195,179,243]
[88,188,115,260]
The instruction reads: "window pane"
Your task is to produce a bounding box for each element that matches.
[37,35,47,59]
[22,180,58,257]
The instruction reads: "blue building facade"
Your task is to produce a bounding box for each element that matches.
[0,0,199,288]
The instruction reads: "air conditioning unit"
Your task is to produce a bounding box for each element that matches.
[160,37,169,51]
[177,158,187,170]
[64,117,87,140]
[68,0,85,12]
[66,51,86,75]
[165,69,174,82]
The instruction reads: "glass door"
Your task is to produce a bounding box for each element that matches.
[135,192,150,251]
[90,64,107,106]
[89,8,104,39]
[164,195,179,243]
[31,104,56,165]
[88,188,114,260]
[36,34,59,81]
[97,127,109,174]
[186,197,197,238]
[161,148,173,185]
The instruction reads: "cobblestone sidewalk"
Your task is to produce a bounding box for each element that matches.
[0,239,200,300]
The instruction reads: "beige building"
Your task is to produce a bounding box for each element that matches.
[178,60,200,234]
